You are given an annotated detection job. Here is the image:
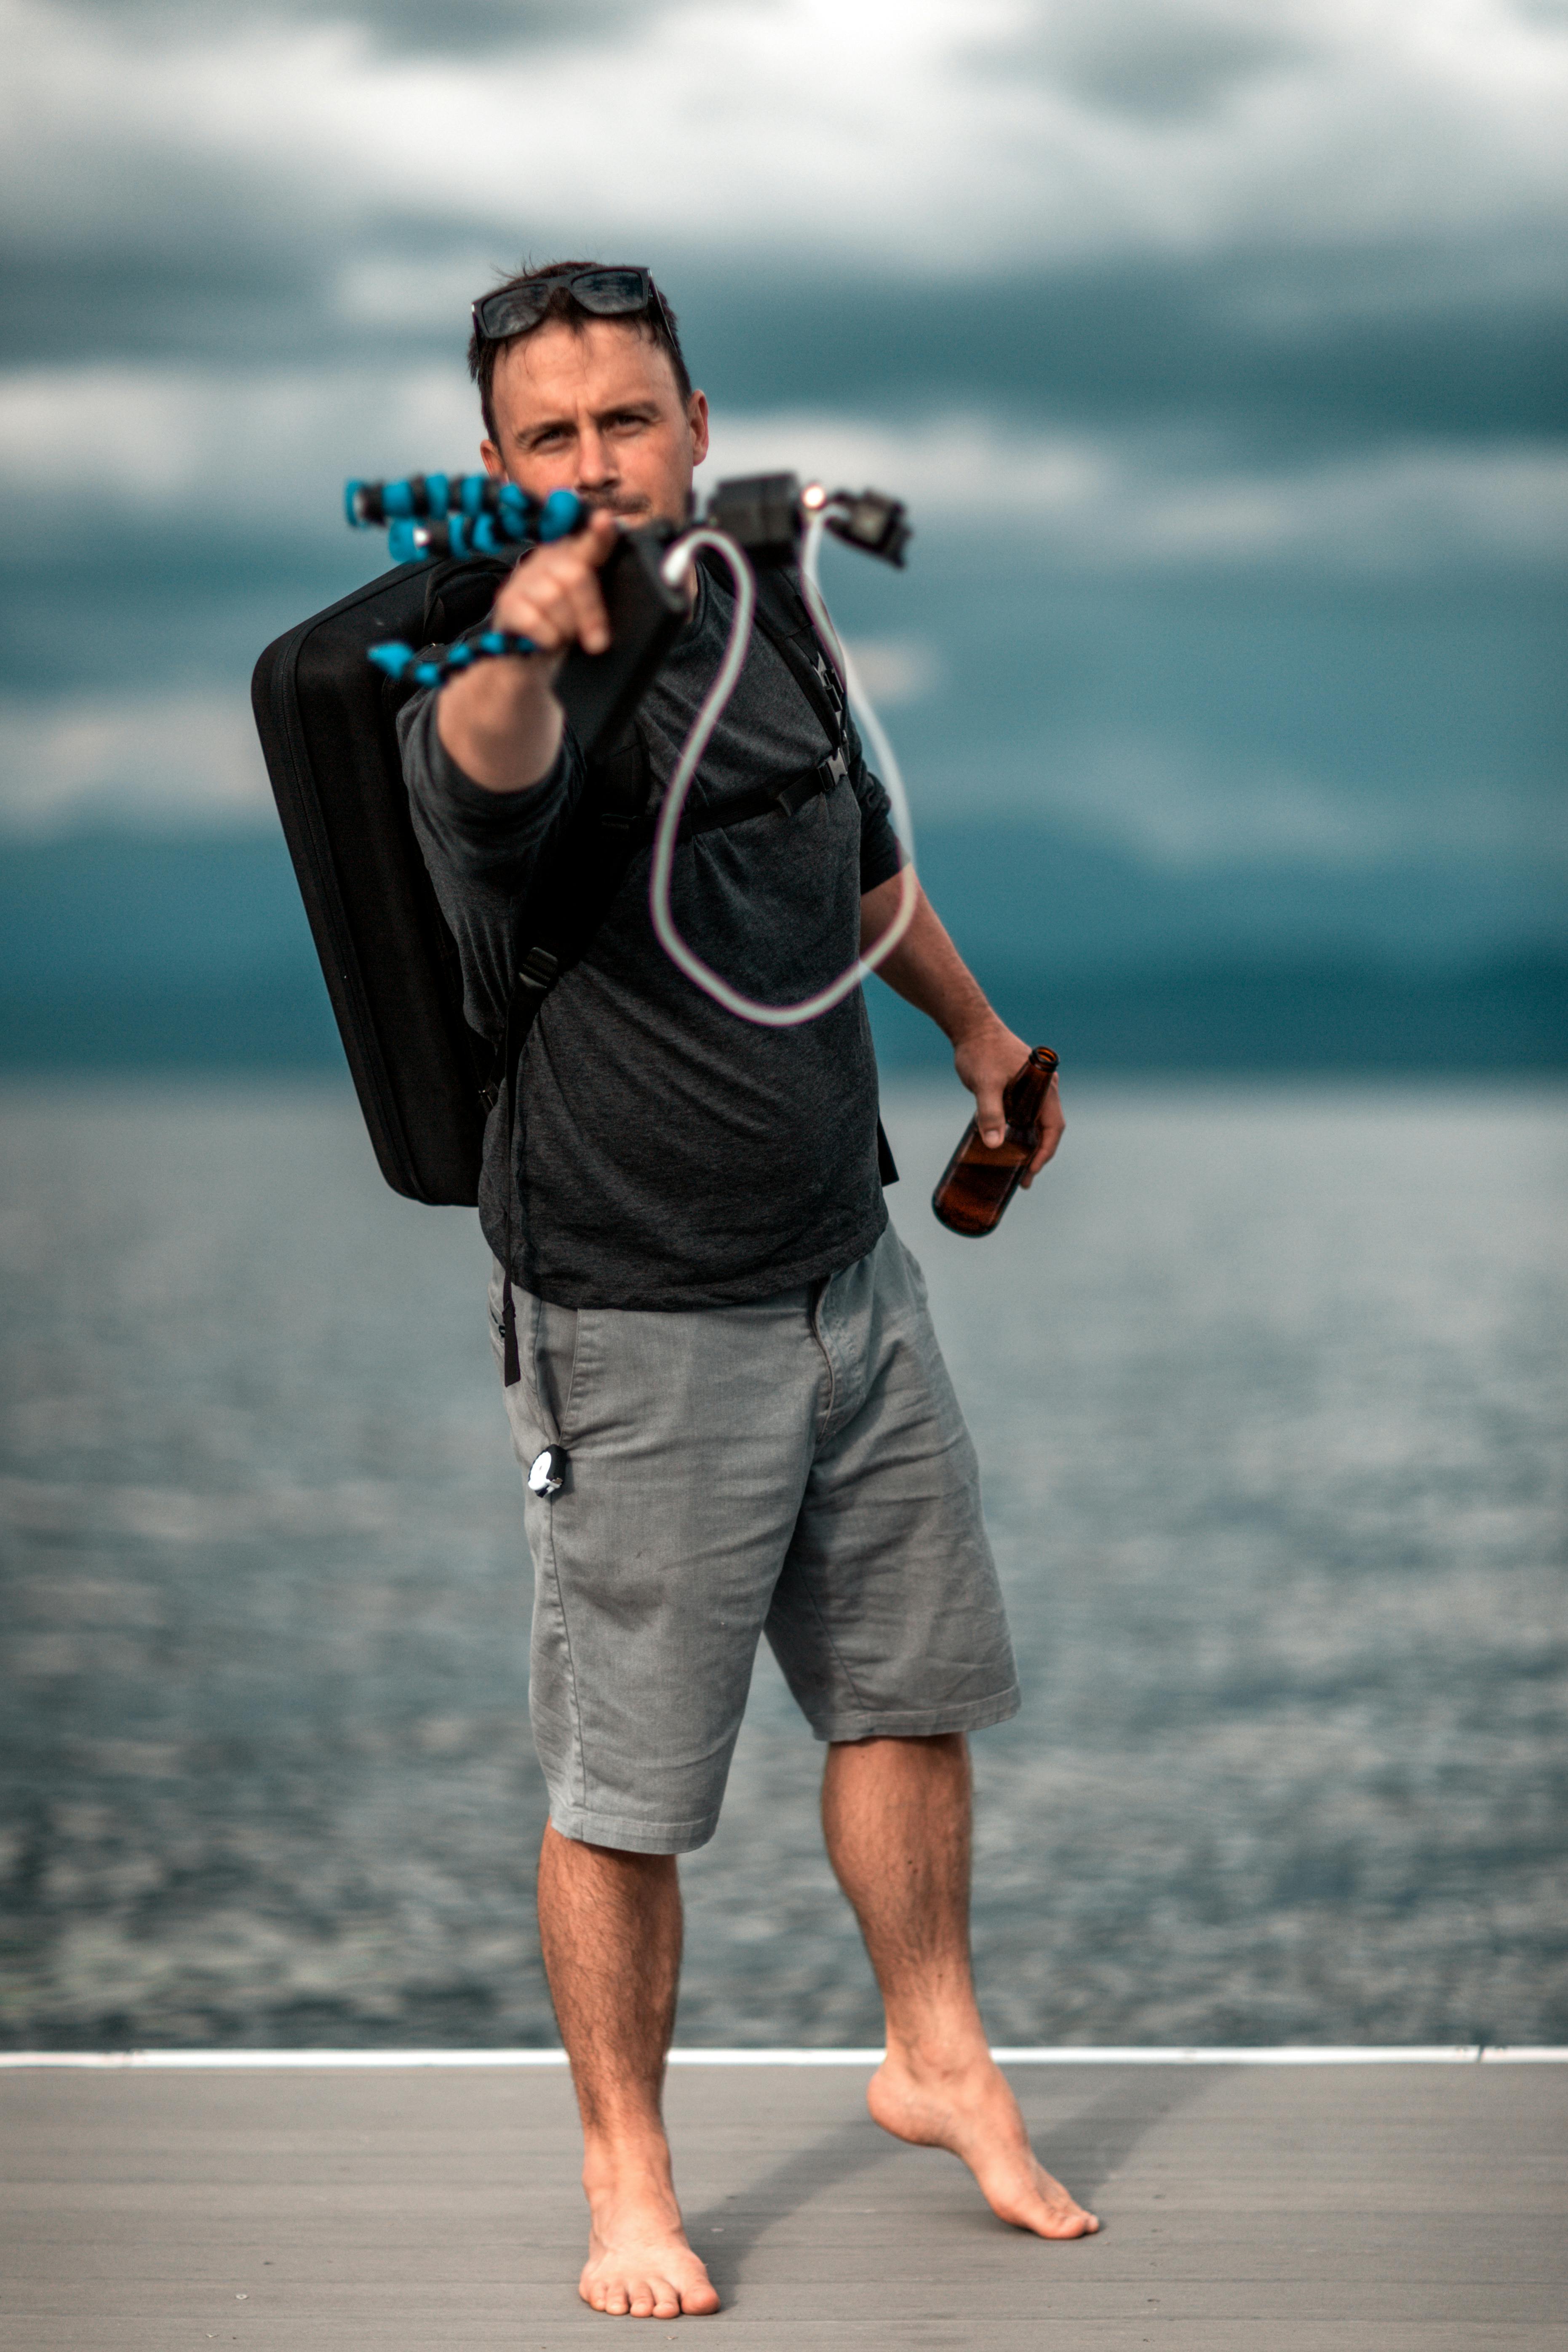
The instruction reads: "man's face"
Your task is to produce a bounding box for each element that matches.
[481,317,709,528]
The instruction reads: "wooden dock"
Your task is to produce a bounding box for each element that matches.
[3,2053,1564,2347]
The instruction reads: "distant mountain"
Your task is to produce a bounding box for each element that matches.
[870,955,1568,1074]
[2,825,1563,1073]
[2,831,321,992]
[913,818,1568,976]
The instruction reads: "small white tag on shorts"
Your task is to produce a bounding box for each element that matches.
[528,1444,567,1497]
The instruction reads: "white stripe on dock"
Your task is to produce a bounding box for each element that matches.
[1,2042,1563,2067]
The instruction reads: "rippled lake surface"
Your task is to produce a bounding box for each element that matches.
[2,1077,1564,2049]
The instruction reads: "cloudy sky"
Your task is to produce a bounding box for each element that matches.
[0,0,1563,937]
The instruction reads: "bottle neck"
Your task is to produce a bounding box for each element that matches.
[1002,1047,1058,1132]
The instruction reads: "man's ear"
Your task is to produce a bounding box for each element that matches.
[480,439,504,479]
[687,390,710,466]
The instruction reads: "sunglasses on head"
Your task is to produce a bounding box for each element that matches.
[470,266,677,347]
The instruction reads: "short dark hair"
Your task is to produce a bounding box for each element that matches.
[467,259,692,444]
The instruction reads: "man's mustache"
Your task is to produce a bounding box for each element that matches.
[577,491,651,519]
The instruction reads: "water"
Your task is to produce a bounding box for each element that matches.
[2,1078,1564,2049]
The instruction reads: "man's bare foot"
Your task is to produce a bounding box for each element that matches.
[578,2160,721,2319]
[868,2048,1100,2239]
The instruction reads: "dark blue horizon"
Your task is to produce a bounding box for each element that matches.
[4,825,1563,1077]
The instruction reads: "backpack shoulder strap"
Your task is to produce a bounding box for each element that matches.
[699,549,848,749]
[488,722,651,1099]
[745,566,900,1194]
[493,719,652,1384]
[500,557,857,1028]
[480,552,856,1121]
[419,553,510,648]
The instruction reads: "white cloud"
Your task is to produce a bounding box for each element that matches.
[0,645,939,836]
[839,639,945,708]
[0,365,483,523]
[3,366,1560,575]
[0,691,271,831]
[0,360,1557,842]
[1012,725,1568,866]
[711,410,1568,570]
[3,675,1551,863]
[3,0,1565,277]
[1022,731,1412,865]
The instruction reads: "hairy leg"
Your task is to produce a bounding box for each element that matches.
[821,1734,1098,2240]
[536,1823,720,2317]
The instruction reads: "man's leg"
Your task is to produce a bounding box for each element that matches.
[821,1733,1098,2239]
[537,1823,721,2317]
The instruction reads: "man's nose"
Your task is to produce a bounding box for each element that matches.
[574,425,616,490]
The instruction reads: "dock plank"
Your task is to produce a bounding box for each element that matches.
[2,2063,1564,2348]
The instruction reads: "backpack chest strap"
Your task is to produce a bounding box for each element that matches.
[641,743,850,845]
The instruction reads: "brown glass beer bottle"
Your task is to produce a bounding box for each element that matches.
[931,1046,1059,1237]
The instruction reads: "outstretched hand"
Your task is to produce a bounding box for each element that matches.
[436,508,621,794]
[953,1015,1064,1189]
[491,506,620,662]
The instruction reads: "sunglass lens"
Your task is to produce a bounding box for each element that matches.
[475,287,548,339]
[473,270,655,340]
[570,270,651,313]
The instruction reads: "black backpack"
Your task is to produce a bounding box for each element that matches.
[251,535,876,1208]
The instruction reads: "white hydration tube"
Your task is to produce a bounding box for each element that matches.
[647,504,921,1028]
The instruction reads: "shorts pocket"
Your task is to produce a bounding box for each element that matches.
[897,1230,929,1299]
[532,1296,586,1445]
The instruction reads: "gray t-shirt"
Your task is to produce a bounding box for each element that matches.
[399,566,903,1310]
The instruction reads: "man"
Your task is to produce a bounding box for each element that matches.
[399,261,1095,2321]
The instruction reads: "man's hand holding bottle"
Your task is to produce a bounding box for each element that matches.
[954,1018,1064,1187]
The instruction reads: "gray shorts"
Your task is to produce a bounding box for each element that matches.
[489,1221,1020,1855]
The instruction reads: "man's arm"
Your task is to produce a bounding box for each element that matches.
[436,509,620,792]
[860,873,1063,1185]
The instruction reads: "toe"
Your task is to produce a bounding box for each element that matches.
[1048,2206,1098,2238]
